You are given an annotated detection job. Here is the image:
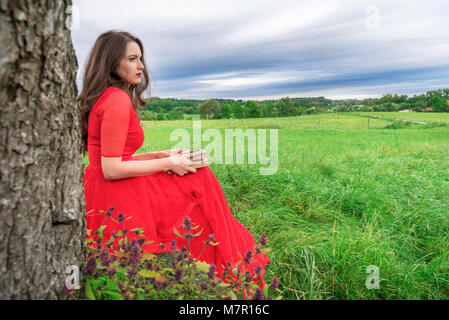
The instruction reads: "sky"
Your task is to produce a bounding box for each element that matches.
[70,0,449,100]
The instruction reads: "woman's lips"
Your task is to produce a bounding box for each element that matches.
[137,73,142,77]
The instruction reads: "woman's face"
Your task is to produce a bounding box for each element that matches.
[116,41,144,87]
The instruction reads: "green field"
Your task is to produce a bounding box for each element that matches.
[83,113,449,299]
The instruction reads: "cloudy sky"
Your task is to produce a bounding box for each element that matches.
[71,0,449,100]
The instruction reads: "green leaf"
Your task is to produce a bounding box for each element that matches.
[173,227,185,239]
[85,280,96,300]
[102,290,123,300]
[144,241,154,245]
[98,225,107,232]
[105,280,119,292]
[193,227,204,237]
[139,270,160,278]
[263,284,269,297]
[195,261,211,273]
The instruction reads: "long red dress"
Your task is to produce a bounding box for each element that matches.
[83,86,268,284]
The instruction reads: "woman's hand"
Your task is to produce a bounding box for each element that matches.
[167,153,197,176]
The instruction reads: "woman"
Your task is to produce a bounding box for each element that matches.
[78,30,268,283]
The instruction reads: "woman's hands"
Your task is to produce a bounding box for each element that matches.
[133,149,196,176]
[167,152,197,176]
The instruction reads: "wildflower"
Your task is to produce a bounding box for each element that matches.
[255,265,263,277]
[255,246,261,254]
[137,238,146,246]
[174,269,183,281]
[271,277,279,289]
[184,232,193,240]
[180,245,187,252]
[159,242,166,250]
[260,233,267,246]
[107,268,116,279]
[127,268,137,277]
[123,229,128,234]
[244,250,253,264]
[183,216,192,231]
[200,282,208,290]
[245,271,251,283]
[208,264,217,279]
[118,212,125,223]
[171,239,177,250]
[252,288,264,300]
[100,251,111,267]
[108,206,115,212]
[130,255,140,264]
[83,257,96,276]
[205,233,215,245]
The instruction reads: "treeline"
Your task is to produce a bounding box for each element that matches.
[139,88,449,120]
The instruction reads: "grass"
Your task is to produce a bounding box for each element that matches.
[83,112,449,299]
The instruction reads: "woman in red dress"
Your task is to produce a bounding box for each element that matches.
[78,30,268,284]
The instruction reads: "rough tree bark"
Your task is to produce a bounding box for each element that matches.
[0,0,85,299]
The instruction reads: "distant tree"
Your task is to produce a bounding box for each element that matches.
[231,102,245,119]
[244,101,261,118]
[276,97,296,116]
[296,105,307,116]
[166,109,184,120]
[261,103,278,117]
[198,99,221,119]
[431,96,449,112]
[157,112,166,120]
[142,110,157,120]
[221,103,232,119]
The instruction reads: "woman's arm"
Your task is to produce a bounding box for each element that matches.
[132,149,190,161]
[101,152,195,180]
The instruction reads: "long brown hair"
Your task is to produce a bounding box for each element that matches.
[77,30,151,155]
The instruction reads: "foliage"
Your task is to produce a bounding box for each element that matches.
[66,208,281,300]
[198,99,221,120]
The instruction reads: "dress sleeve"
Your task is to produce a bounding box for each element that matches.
[99,90,132,157]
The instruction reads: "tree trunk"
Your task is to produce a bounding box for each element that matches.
[0,0,85,299]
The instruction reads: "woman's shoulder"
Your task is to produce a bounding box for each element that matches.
[95,87,133,115]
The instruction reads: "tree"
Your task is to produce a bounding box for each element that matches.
[244,100,261,118]
[198,99,221,119]
[0,1,85,298]
[431,96,448,112]
[221,103,232,119]
[231,102,245,119]
[276,97,296,116]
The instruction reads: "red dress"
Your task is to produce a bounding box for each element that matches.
[83,87,268,284]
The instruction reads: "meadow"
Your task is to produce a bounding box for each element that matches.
[83,112,449,299]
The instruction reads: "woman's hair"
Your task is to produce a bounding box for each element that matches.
[77,30,150,155]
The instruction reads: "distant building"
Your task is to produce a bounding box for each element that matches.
[421,107,433,112]
[399,109,414,112]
